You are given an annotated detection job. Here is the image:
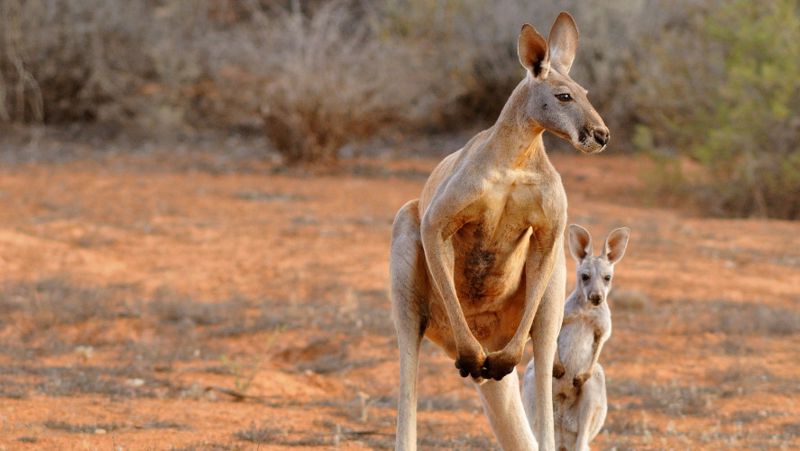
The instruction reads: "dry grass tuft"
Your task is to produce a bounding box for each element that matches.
[611,379,718,416]
[0,277,136,328]
[610,288,650,311]
[43,420,123,434]
[235,423,331,446]
[148,287,234,326]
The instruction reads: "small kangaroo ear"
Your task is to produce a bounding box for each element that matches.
[568,224,592,262]
[548,12,579,74]
[518,23,549,79]
[604,227,630,264]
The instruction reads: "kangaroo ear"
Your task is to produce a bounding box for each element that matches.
[518,23,549,79]
[568,224,592,262]
[548,12,579,74]
[604,227,630,264]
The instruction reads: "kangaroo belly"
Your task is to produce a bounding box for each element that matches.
[452,223,531,308]
[425,288,526,355]
[423,229,531,356]
[558,322,594,376]
[422,214,536,356]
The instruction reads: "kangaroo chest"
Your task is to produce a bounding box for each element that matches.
[421,164,563,353]
[451,180,546,310]
[558,321,596,376]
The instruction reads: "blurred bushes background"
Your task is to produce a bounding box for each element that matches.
[0,0,798,218]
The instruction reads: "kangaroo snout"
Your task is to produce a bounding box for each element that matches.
[578,125,610,152]
[592,127,610,147]
[588,292,603,305]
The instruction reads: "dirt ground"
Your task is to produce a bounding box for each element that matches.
[0,145,798,450]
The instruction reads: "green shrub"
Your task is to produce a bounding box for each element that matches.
[639,0,800,218]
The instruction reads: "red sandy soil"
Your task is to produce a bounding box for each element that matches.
[0,150,798,450]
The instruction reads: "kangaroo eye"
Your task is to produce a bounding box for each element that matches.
[581,273,590,282]
[603,275,612,282]
[555,93,573,102]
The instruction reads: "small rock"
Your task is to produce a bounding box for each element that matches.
[126,378,145,387]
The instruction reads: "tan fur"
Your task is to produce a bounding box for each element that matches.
[390,12,610,451]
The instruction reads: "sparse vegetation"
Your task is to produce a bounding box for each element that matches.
[218,354,265,396]
[234,424,282,443]
[3,1,798,212]
[0,168,800,449]
[610,288,650,311]
[43,420,123,433]
[418,394,480,412]
[43,419,187,433]
[169,443,239,451]
[611,379,717,416]
[0,276,127,328]
[235,423,331,446]
[148,287,234,326]
[713,302,800,336]
[661,299,800,337]
[258,1,428,164]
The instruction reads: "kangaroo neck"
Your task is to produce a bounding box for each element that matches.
[484,78,548,170]
[567,288,583,305]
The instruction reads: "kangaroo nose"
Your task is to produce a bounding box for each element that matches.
[593,128,610,146]
[589,293,602,305]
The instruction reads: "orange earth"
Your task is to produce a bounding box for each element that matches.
[0,146,798,450]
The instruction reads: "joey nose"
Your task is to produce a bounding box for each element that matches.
[589,293,602,305]
[593,128,610,146]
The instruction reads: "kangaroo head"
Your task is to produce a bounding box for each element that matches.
[568,224,630,307]
[517,12,609,154]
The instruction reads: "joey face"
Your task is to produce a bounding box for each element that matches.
[576,257,614,307]
[568,224,631,308]
[517,12,610,154]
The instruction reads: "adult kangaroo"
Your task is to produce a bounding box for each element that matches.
[390,12,609,451]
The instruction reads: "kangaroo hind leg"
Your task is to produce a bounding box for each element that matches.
[475,367,538,451]
[391,200,429,451]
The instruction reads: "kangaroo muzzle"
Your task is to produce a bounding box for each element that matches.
[578,124,610,153]
[592,127,610,147]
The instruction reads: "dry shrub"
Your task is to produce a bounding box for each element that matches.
[14,0,788,185]
[0,0,281,133]
[379,0,525,123]
[0,0,215,127]
[258,1,428,164]
[1,0,661,163]
[249,0,659,163]
[379,0,656,136]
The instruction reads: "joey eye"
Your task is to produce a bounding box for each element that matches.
[581,273,590,282]
[555,93,573,102]
[603,275,612,282]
